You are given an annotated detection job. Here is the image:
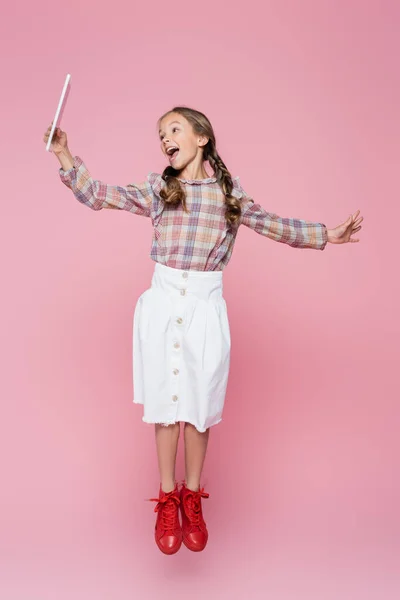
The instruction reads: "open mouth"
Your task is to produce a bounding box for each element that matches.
[166,146,180,162]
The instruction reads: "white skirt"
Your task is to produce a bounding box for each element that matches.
[132,261,231,433]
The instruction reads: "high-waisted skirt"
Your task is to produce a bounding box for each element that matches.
[132,261,231,433]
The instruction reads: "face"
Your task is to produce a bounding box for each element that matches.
[159,113,208,170]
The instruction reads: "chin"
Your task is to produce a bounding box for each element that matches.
[171,160,185,172]
[166,158,181,171]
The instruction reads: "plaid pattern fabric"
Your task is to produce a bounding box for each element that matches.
[59,156,328,271]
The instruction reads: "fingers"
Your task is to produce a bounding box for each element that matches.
[43,123,53,140]
[43,123,62,143]
[348,212,363,229]
[43,126,53,142]
[44,121,59,135]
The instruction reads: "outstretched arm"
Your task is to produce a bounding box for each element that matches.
[240,197,329,250]
[58,155,154,216]
[238,183,363,249]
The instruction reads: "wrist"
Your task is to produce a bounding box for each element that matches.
[55,148,74,171]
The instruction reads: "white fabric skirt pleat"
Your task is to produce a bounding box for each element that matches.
[132,261,231,433]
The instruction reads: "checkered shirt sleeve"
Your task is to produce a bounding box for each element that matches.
[235,179,328,250]
[58,155,155,217]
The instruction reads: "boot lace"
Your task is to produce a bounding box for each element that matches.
[183,487,209,530]
[148,492,180,532]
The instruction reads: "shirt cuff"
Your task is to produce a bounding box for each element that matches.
[59,156,82,175]
[320,224,328,250]
[59,156,83,183]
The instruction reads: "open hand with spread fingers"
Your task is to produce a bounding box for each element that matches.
[327,210,363,244]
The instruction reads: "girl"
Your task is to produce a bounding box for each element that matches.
[43,106,363,556]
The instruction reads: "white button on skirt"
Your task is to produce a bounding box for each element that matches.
[132,261,231,433]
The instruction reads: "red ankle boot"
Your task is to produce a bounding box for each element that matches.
[149,483,182,555]
[180,481,209,552]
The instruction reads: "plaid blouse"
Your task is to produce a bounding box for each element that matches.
[59,156,328,271]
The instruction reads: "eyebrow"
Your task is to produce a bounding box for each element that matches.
[159,121,181,135]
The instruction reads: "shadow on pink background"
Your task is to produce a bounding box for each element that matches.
[1,1,399,598]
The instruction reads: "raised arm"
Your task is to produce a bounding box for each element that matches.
[58,155,154,216]
[237,181,328,251]
[44,124,155,216]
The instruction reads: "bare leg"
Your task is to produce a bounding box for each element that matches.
[183,422,210,491]
[155,422,180,493]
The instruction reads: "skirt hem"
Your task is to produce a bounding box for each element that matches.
[141,416,222,433]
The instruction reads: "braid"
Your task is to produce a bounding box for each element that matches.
[205,143,242,227]
[159,165,188,212]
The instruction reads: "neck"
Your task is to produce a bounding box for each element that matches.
[177,155,210,180]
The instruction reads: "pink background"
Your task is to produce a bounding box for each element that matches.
[1,1,399,598]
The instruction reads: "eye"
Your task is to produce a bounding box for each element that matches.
[160,127,179,141]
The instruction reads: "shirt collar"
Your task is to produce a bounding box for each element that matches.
[177,176,218,185]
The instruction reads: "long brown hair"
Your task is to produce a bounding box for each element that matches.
[157,106,242,227]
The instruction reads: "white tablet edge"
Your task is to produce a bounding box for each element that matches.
[46,73,71,152]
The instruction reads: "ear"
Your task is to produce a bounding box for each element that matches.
[198,135,209,148]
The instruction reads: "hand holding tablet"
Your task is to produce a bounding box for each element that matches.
[45,73,71,152]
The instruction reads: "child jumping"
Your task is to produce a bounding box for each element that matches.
[44,106,362,555]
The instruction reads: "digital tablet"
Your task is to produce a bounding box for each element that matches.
[46,73,71,152]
